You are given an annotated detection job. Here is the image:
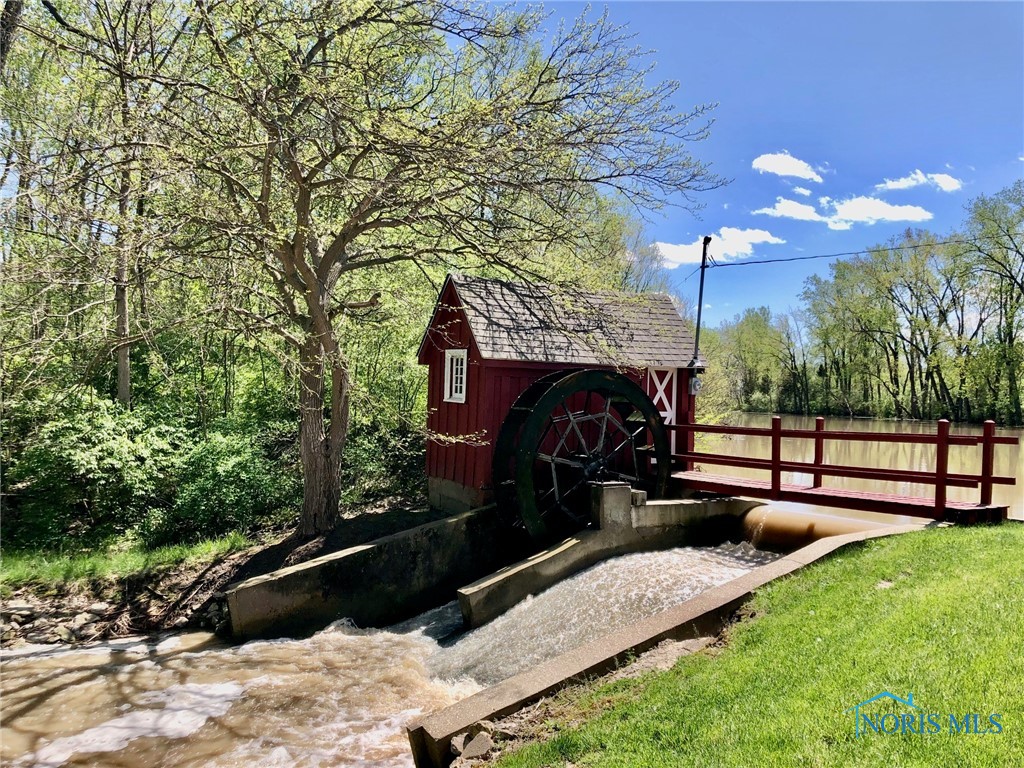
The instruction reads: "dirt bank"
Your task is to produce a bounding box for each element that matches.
[1,497,451,648]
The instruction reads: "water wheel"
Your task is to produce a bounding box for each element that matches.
[492,369,671,540]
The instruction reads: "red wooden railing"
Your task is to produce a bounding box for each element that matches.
[667,417,1018,519]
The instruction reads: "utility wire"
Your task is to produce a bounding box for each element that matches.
[693,232,1024,271]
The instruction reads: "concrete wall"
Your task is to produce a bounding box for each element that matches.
[428,477,487,514]
[226,507,525,640]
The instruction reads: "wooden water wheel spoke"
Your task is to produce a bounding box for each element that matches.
[595,397,613,454]
[565,408,590,454]
[602,469,642,483]
[536,452,588,468]
[609,425,647,457]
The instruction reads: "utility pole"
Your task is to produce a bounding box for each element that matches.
[690,235,712,369]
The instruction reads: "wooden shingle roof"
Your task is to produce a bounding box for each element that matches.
[425,274,701,368]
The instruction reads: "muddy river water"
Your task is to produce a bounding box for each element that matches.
[2,544,776,767]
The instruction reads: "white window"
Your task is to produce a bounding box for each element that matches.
[444,349,468,403]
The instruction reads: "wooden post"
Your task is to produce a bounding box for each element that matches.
[980,420,996,506]
[812,416,825,488]
[771,415,782,499]
[683,410,695,473]
[935,419,950,519]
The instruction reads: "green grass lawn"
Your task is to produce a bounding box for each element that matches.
[499,524,1024,768]
[0,532,251,593]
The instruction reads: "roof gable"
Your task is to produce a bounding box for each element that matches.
[420,274,701,368]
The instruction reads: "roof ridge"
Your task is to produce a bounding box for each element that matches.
[449,273,667,301]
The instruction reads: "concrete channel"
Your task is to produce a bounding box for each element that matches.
[225,484,757,639]
[407,517,927,767]
[223,482,930,768]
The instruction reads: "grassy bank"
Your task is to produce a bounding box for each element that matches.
[499,524,1024,767]
[0,532,252,593]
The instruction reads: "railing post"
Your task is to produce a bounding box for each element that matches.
[980,420,996,506]
[812,416,825,488]
[935,419,950,519]
[771,415,782,499]
[685,412,695,473]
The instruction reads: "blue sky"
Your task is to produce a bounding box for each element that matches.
[533,1,1024,326]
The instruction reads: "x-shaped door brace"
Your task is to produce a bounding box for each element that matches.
[649,368,676,422]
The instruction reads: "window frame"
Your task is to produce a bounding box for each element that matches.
[444,348,468,404]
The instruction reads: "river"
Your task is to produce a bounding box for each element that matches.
[4,415,1020,767]
[1,544,775,767]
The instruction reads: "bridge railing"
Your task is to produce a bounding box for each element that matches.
[667,417,1018,517]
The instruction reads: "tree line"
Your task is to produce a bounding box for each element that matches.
[0,0,720,547]
[713,182,1024,426]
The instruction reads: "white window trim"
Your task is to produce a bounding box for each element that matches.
[444,349,468,404]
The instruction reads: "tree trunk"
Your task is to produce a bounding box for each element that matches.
[297,335,348,537]
[115,161,132,408]
[115,246,131,407]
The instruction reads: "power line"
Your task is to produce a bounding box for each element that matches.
[697,233,1024,271]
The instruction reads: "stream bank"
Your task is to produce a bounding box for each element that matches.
[1,497,449,649]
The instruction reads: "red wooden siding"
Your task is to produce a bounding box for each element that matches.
[421,281,696,508]
[422,282,486,496]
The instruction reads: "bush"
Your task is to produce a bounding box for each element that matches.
[142,432,300,546]
[4,397,189,548]
[340,421,426,503]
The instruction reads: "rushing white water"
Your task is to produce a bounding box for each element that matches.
[429,543,777,685]
[2,543,776,768]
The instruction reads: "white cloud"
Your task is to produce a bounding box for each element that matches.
[655,227,785,268]
[928,173,962,192]
[875,169,928,190]
[752,151,823,183]
[875,169,962,193]
[818,196,832,207]
[753,197,826,222]
[830,196,933,227]
[753,195,932,230]
[792,187,812,197]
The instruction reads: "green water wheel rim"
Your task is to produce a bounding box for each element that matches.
[491,370,569,524]
[503,368,670,539]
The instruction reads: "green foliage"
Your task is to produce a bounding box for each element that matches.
[1,383,301,551]
[4,397,189,548]
[142,432,300,547]
[339,422,426,504]
[3,0,724,539]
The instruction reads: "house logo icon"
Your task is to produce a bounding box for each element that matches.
[844,691,919,738]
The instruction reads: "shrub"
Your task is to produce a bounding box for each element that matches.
[142,432,300,546]
[339,421,426,503]
[4,397,189,548]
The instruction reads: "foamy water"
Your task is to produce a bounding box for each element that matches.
[430,543,776,685]
[2,543,775,767]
